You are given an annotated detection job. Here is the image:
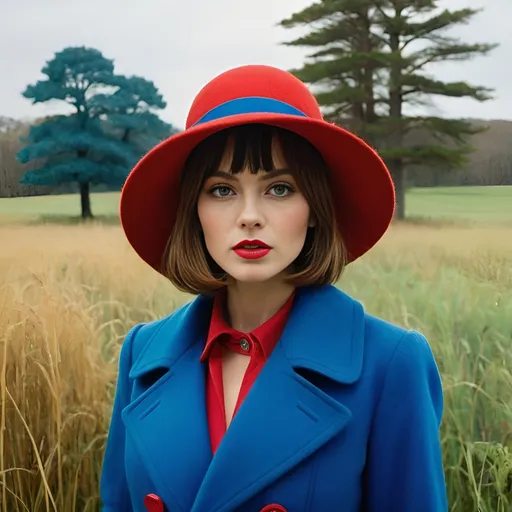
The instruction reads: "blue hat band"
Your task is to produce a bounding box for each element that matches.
[192,96,308,127]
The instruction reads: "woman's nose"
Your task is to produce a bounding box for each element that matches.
[237,199,265,228]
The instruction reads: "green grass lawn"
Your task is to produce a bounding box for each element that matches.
[1,185,511,224]
[407,186,512,222]
[0,191,121,224]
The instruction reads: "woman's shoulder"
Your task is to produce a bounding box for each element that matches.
[321,286,438,384]
[360,308,440,403]
[118,294,214,370]
[363,310,435,365]
[317,285,434,363]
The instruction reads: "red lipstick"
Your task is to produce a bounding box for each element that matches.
[233,239,271,260]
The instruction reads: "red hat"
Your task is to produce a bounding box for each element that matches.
[120,65,395,274]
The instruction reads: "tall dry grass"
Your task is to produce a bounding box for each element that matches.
[0,222,511,511]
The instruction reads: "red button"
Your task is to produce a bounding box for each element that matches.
[144,494,164,512]
[260,505,287,512]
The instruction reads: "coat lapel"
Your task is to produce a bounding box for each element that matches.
[121,294,215,512]
[191,285,366,512]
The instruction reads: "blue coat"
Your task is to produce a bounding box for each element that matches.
[100,284,448,512]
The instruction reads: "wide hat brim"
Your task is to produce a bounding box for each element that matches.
[120,112,395,274]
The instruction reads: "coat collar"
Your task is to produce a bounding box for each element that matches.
[129,284,365,384]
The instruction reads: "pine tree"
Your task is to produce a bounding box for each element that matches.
[280,0,497,219]
[16,47,174,218]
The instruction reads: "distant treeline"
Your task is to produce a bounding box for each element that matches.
[406,118,512,187]
[1,120,512,198]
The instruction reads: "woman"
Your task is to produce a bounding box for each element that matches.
[100,65,447,512]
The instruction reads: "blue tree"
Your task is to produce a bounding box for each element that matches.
[17,46,175,218]
[90,74,178,149]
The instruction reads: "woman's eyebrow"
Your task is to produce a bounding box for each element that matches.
[210,168,292,181]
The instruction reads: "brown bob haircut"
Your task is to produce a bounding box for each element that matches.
[162,124,347,295]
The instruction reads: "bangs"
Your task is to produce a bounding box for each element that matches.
[226,124,278,174]
[181,122,331,196]
[190,124,283,179]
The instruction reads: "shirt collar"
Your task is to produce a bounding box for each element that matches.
[200,288,295,361]
[129,285,365,385]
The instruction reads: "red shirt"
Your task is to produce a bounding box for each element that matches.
[200,289,295,454]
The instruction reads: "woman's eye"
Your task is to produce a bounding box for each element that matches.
[211,185,233,197]
[269,183,293,197]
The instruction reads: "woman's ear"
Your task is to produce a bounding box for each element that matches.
[308,216,316,228]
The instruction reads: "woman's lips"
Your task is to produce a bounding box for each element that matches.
[233,247,271,260]
[233,239,270,249]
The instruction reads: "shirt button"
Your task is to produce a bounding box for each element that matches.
[240,338,250,351]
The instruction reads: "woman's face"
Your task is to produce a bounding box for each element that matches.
[197,136,314,285]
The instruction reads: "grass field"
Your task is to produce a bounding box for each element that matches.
[1,187,511,511]
[1,185,512,224]
[408,186,512,222]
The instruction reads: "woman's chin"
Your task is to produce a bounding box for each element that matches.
[226,265,283,284]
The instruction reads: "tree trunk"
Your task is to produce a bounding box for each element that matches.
[80,182,93,219]
[391,165,406,220]
[361,8,377,132]
[388,11,406,220]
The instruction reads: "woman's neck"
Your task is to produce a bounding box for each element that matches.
[224,280,295,333]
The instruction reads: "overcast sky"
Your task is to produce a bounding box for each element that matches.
[1,0,510,129]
